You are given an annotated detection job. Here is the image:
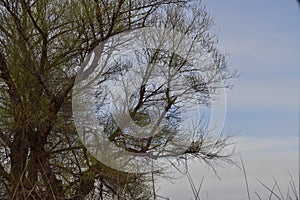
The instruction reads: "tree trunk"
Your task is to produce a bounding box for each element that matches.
[10,129,29,199]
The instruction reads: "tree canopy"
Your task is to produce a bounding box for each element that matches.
[0,0,236,199]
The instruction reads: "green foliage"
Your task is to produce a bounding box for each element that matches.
[0,0,236,199]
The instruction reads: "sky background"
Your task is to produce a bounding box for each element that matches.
[158,0,299,199]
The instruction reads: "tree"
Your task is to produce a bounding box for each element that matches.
[0,0,236,199]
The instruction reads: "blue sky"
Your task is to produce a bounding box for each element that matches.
[205,0,300,137]
[158,1,299,199]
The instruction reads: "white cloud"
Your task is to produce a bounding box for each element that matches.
[225,79,299,111]
[220,33,300,68]
[157,136,298,200]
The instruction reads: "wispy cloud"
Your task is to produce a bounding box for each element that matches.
[157,136,298,200]
[226,79,299,111]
